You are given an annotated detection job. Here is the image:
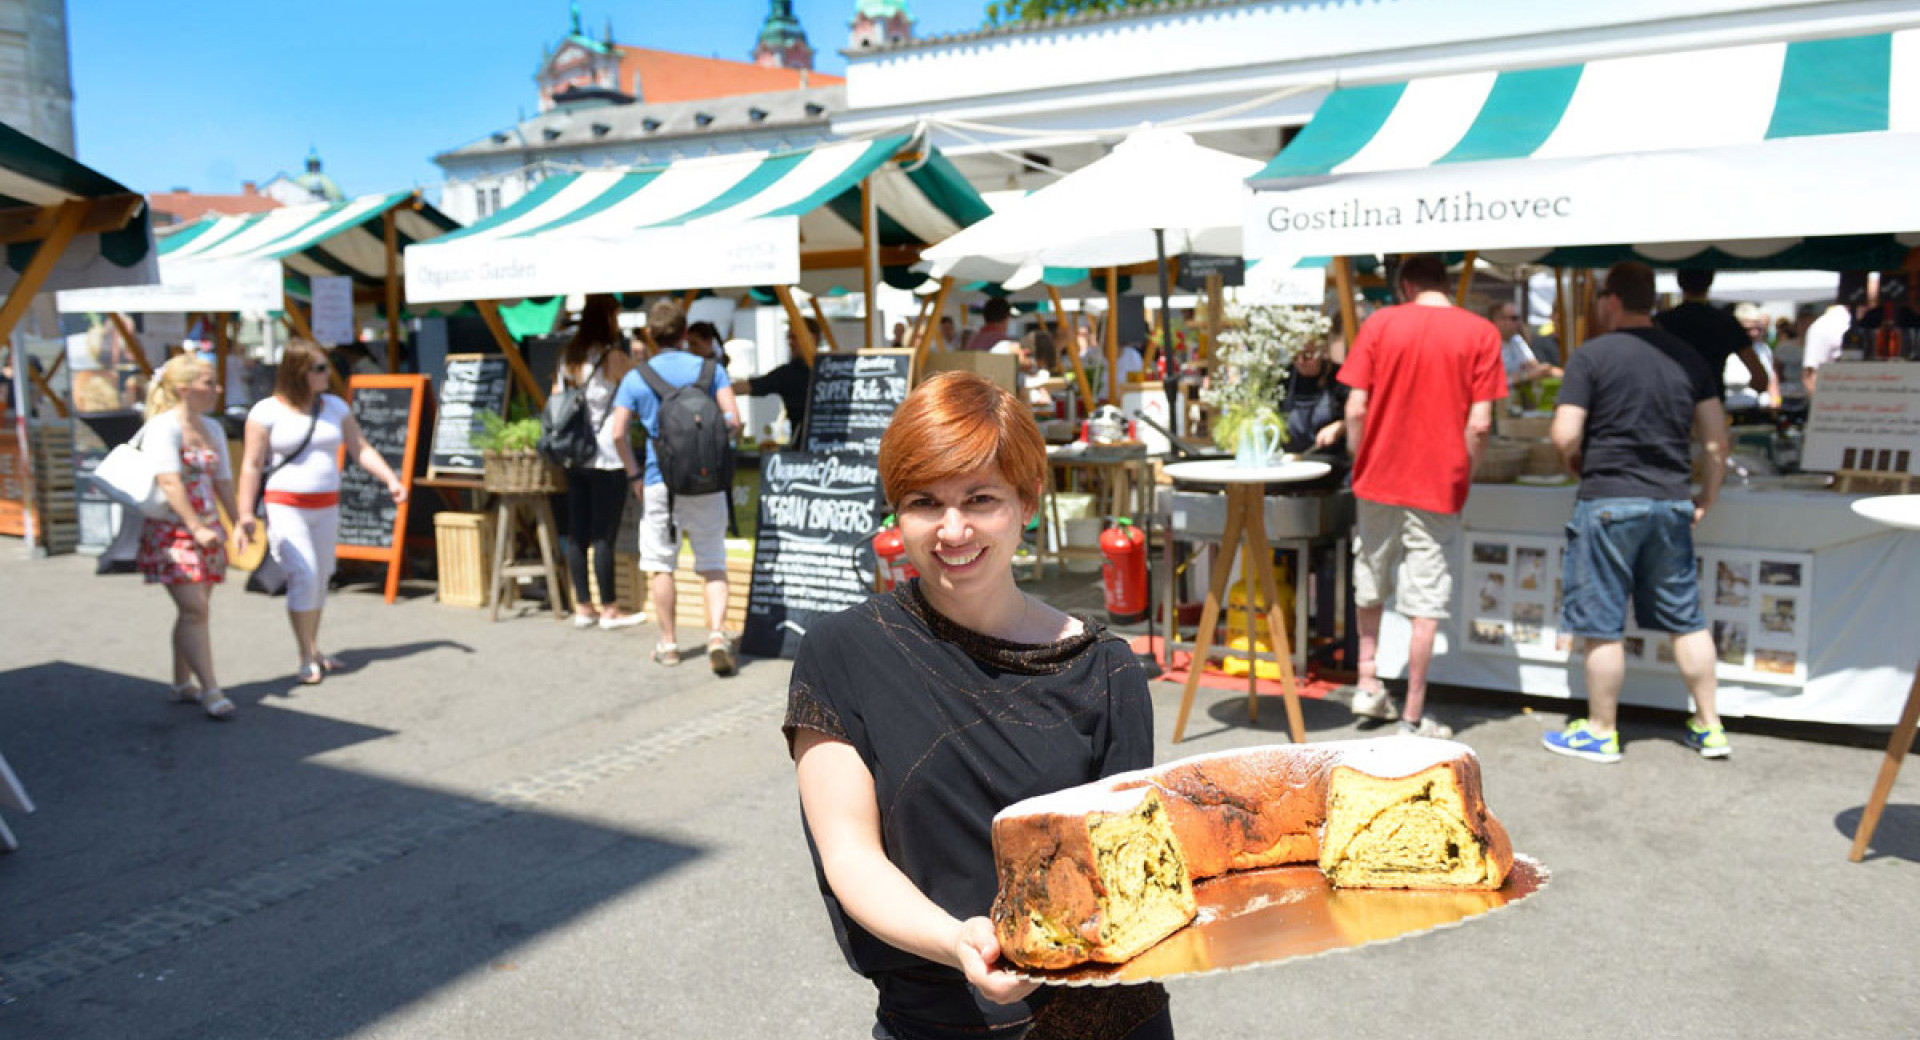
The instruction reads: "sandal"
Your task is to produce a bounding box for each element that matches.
[316,654,345,674]
[197,687,235,720]
[169,681,201,704]
[651,643,681,667]
[707,634,737,677]
[298,661,325,685]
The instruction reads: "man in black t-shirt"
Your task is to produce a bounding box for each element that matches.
[1544,261,1732,765]
[1655,268,1770,400]
[735,317,820,445]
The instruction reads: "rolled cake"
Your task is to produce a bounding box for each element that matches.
[991,738,1512,969]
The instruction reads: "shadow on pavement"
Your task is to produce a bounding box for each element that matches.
[1832,804,1920,863]
[0,660,703,1039]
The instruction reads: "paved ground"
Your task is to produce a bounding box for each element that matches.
[0,549,1915,1039]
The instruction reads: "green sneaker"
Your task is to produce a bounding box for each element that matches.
[1684,718,1732,759]
[1542,719,1622,763]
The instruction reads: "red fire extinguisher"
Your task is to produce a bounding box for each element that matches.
[1100,519,1148,625]
[873,515,916,592]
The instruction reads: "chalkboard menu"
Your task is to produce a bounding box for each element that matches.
[802,349,913,457]
[740,451,887,659]
[427,353,509,477]
[337,375,426,602]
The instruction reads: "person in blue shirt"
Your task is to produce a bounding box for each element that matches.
[608,300,742,673]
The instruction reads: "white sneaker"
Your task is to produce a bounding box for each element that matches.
[571,614,599,629]
[1349,685,1400,722]
[598,612,647,630]
[1398,715,1454,739]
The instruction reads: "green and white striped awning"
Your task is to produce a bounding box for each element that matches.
[58,191,459,314]
[1246,29,1920,263]
[1,120,154,298]
[404,134,991,303]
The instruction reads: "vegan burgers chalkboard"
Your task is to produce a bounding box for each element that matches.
[427,353,510,478]
[740,450,887,660]
[802,349,913,457]
[336,374,427,603]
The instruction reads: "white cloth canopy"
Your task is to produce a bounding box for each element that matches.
[921,129,1263,286]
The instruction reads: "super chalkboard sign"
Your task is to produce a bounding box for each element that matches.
[802,349,913,457]
[336,374,426,603]
[740,451,887,660]
[427,354,509,478]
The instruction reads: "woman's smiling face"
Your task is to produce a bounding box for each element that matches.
[894,465,1032,591]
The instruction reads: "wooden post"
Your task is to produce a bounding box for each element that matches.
[0,200,86,345]
[1849,664,1920,861]
[909,293,936,350]
[1553,266,1567,354]
[24,357,66,418]
[212,313,231,411]
[679,288,699,311]
[1456,250,1477,303]
[1105,268,1120,404]
[860,175,878,351]
[1333,257,1359,352]
[475,300,546,406]
[1048,284,1094,406]
[809,295,841,353]
[383,208,402,372]
[911,276,954,381]
[773,285,816,364]
[1201,272,1223,362]
[108,313,155,377]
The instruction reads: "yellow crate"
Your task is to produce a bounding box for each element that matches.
[434,512,495,608]
[615,551,752,633]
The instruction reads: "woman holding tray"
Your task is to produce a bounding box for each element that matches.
[236,339,405,685]
[138,355,243,719]
[784,372,1173,1039]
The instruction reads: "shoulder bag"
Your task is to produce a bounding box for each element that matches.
[89,422,173,520]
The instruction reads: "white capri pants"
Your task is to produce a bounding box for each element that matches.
[266,503,338,612]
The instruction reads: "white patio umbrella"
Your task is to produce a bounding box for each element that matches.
[921,128,1263,419]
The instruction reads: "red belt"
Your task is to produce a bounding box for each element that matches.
[264,490,340,509]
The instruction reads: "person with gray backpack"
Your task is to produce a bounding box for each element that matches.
[609,300,742,673]
[545,294,646,631]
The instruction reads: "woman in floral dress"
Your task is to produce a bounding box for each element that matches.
[138,355,249,719]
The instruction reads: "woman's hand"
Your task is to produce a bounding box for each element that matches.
[190,523,222,550]
[234,517,259,553]
[953,917,1039,1005]
[386,478,408,504]
[1312,420,1344,450]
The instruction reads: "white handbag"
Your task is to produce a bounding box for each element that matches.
[89,423,174,520]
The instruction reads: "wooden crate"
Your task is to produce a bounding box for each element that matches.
[434,511,495,608]
[614,551,752,634]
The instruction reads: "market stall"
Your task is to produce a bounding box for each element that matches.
[1242,26,1920,726]
[1,120,156,552]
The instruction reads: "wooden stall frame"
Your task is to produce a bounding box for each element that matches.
[335,374,427,603]
[1046,284,1095,407]
[474,300,546,406]
[774,284,818,365]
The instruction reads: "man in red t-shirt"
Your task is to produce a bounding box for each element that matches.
[1338,254,1507,736]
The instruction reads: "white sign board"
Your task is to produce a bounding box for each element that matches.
[310,276,355,346]
[56,257,282,315]
[404,217,801,305]
[1801,362,1920,476]
[1239,264,1328,307]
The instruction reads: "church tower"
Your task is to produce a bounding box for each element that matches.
[752,0,814,71]
[849,0,914,52]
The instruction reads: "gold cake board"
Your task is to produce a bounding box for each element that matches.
[1011,855,1549,987]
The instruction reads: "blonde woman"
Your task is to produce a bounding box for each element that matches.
[138,355,245,719]
[236,340,406,685]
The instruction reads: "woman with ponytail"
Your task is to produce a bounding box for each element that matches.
[138,355,244,719]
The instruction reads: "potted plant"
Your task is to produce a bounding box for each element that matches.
[1200,302,1331,465]
[473,410,563,493]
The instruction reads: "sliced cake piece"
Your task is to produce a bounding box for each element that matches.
[991,784,1197,969]
[1317,740,1513,890]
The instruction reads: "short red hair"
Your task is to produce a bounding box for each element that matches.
[880,372,1046,511]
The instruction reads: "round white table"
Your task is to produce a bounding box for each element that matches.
[1161,459,1332,743]
[1846,495,1920,861]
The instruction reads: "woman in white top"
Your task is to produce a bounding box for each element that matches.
[236,339,406,685]
[557,295,644,629]
[137,355,244,719]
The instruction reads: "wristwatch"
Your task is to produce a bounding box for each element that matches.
[627,472,644,484]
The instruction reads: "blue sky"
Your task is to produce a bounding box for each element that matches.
[69,0,991,201]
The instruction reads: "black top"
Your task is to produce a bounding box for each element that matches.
[1559,327,1717,502]
[1655,300,1746,397]
[741,358,811,442]
[783,581,1169,1039]
[1279,362,1350,458]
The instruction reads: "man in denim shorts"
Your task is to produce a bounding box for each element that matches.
[1341,255,1508,737]
[1546,261,1731,763]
